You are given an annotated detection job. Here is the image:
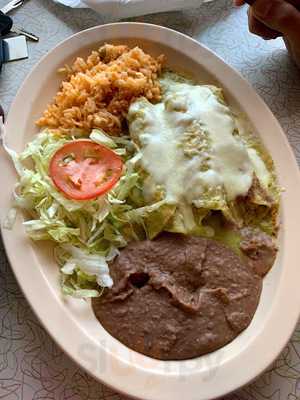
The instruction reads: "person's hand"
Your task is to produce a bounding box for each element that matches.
[234,0,300,67]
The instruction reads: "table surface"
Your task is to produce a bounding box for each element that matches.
[1,0,300,399]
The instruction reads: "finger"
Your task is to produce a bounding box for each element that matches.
[248,7,282,39]
[287,0,300,10]
[251,0,300,40]
[284,36,300,68]
[234,0,246,5]
[250,0,300,9]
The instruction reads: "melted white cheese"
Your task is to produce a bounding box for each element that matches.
[247,148,271,189]
[129,81,255,203]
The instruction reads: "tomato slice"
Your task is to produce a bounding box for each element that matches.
[49,140,123,200]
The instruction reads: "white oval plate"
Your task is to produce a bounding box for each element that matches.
[1,23,300,400]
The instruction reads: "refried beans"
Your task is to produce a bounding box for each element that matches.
[92,233,263,360]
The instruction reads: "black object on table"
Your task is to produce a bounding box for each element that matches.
[0,11,13,72]
[0,0,39,41]
[0,9,29,117]
[0,104,4,121]
[0,11,12,35]
[0,12,13,118]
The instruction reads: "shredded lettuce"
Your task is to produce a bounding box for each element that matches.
[5,128,184,298]
[124,200,176,239]
[3,130,131,297]
[90,129,117,149]
[60,244,114,287]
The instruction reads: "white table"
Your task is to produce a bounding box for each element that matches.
[1,0,300,398]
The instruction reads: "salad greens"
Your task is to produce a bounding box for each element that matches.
[5,128,179,297]
[5,129,135,297]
